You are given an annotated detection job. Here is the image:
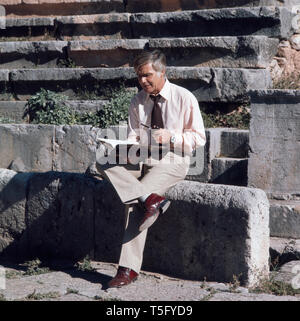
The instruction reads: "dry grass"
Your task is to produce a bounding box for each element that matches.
[273,72,300,90]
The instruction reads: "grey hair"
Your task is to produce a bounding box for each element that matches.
[133,50,166,73]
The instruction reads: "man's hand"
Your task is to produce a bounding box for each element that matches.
[151,128,172,144]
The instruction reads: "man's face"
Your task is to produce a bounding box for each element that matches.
[136,63,166,95]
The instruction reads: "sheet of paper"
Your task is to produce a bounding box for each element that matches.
[98,138,139,149]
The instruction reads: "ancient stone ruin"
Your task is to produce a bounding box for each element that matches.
[0,0,299,287]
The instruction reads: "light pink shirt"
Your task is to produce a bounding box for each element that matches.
[127,79,206,154]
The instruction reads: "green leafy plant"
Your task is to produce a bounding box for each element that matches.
[97,86,135,128]
[24,88,76,125]
[202,105,250,129]
[228,274,242,293]
[23,258,50,276]
[250,278,300,296]
[25,85,134,127]
[75,84,102,100]
[199,287,217,301]
[75,256,96,273]
[25,290,61,301]
[75,111,101,127]
[0,294,6,301]
[57,58,77,68]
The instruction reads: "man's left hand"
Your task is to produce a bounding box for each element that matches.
[151,128,172,144]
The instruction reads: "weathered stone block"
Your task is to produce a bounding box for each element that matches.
[0,70,9,82]
[126,0,297,12]
[3,6,294,41]
[0,41,68,68]
[166,67,272,103]
[186,128,250,183]
[185,128,220,182]
[0,101,27,122]
[8,67,271,103]
[67,99,108,114]
[26,171,96,260]
[10,67,131,82]
[55,13,131,40]
[220,129,249,158]
[68,39,147,68]
[270,201,300,238]
[67,36,279,68]
[4,0,125,17]
[271,140,300,193]
[144,181,270,287]
[248,90,300,195]
[250,116,274,138]
[0,124,54,171]
[0,124,135,173]
[247,135,274,191]
[2,0,296,11]
[130,7,295,39]
[0,169,32,258]
[5,17,54,28]
[211,158,248,186]
[0,170,270,285]
[149,36,279,68]
[53,125,100,172]
[270,236,300,265]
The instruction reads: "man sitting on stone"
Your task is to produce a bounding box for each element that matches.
[96,49,206,288]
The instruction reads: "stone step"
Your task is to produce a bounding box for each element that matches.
[219,128,249,158]
[186,128,250,184]
[0,7,295,40]
[270,237,300,264]
[0,67,272,102]
[210,157,248,186]
[68,36,279,68]
[269,200,300,239]
[0,36,279,69]
[0,40,68,68]
[3,0,125,17]
[2,0,297,17]
[127,0,299,13]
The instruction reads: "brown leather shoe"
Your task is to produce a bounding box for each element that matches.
[139,193,171,232]
[108,267,138,288]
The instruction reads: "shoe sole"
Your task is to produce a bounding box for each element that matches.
[160,199,171,214]
[139,199,171,232]
[108,276,138,288]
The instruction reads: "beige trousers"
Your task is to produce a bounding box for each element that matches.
[96,150,190,273]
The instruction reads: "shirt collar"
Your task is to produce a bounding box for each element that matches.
[159,78,170,101]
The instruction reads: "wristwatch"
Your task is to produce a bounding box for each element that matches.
[170,135,176,144]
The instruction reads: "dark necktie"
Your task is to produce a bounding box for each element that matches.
[150,94,164,129]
